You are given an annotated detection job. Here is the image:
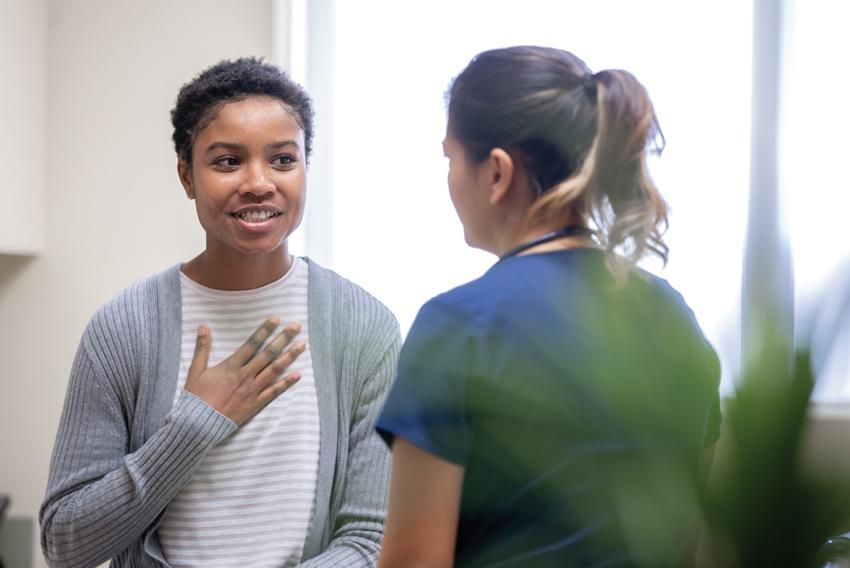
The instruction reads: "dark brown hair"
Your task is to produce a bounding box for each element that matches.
[171,57,314,166]
[447,46,668,280]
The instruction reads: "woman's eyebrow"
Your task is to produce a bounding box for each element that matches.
[268,140,300,150]
[203,140,300,154]
[204,141,244,154]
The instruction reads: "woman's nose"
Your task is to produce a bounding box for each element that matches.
[240,163,275,197]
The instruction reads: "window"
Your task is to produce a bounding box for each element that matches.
[329,0,752,392]
[788,0,850,402]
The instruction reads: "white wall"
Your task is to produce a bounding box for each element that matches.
[0,1,274,565]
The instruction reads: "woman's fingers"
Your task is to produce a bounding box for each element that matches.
[258,371,302,406]
[187,325,211,381]
[185,317,304,426]
[257,340,305,386]
[244,321,302,374]
[228,316,281,366]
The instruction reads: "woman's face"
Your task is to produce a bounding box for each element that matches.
[443,130,494,252]
[179,95,306,260]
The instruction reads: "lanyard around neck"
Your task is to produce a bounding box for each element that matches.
[499,225,595,261]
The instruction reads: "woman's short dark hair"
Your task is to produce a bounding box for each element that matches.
[171,57,314,166]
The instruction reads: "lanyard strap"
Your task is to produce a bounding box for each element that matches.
[499,225,595,261]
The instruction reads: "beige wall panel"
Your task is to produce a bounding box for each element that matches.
[0,1,273,565]
[0,0,48,254]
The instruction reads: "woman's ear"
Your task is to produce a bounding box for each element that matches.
[177,159,195,200]
[485,148,515,206]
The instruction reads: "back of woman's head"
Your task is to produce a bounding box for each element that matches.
[171,57,314,166]
[447,45,668,281]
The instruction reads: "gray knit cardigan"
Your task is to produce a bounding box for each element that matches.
[40,260,401,568]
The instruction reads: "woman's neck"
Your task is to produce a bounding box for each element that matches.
[496,210,596,257]
[180,246,294,291]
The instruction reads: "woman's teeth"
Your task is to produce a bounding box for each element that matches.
[238,211,275,222]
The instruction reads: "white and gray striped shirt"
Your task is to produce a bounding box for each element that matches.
[158,257,320,567]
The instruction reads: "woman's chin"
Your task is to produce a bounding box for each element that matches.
[207,236,289,259]
[463,233,498,256]
[239,241,289,257]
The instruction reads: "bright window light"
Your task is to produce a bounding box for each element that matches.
[332,0,752,392]
[788,0,850,401]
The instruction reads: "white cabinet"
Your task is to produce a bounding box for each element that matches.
[0,0,47,255]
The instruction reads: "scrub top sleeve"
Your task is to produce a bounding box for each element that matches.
[376,299,475,466]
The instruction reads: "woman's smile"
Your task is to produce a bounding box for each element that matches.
[232,206,282,231]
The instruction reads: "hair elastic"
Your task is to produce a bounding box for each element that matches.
[582,73,598,100]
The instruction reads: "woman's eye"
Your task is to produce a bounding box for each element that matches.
[272,155,295,167]
[215,156,239,167]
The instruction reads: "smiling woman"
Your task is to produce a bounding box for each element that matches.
[177,96,308,289]
[39,58,400,568]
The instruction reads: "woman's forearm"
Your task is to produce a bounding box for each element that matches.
[40,346,234,568]
[377,438,465,568]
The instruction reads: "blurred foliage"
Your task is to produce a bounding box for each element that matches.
[700,350,850,568]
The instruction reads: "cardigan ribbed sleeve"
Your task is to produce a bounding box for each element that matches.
[40,280,236,568]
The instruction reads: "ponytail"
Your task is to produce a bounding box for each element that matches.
[527,69,668,283]
[448,47,669,283]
